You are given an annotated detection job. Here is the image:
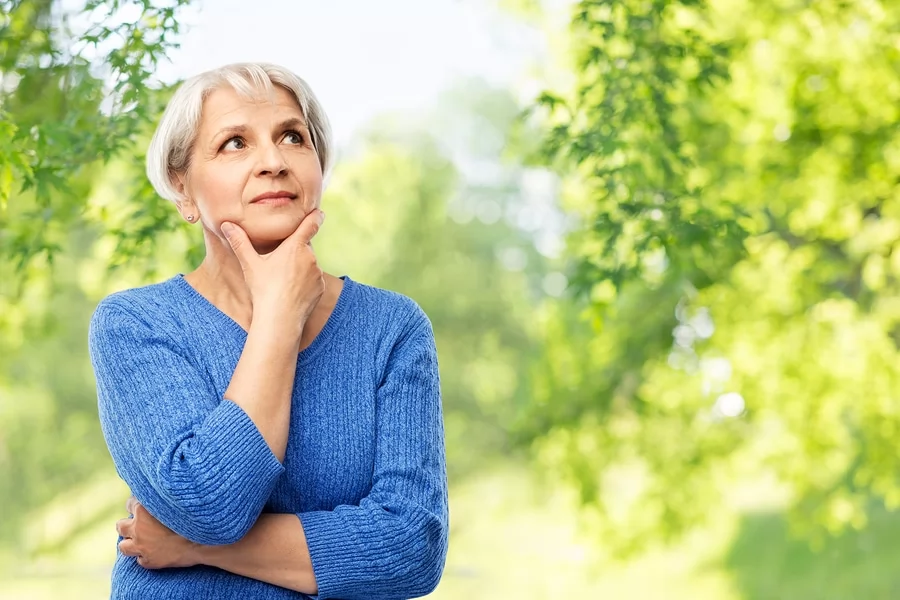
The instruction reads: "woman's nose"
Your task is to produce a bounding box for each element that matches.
[256,142,288,177]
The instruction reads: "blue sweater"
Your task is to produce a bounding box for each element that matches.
[88,274,449,600]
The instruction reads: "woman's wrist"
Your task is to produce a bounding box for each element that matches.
[192,541,220,568]
[184,540,208,567]
[248,308,306,349]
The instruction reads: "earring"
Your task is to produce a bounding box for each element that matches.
[186,214,196,222]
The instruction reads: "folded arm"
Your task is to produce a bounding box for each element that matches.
[90,299,301,545]
[118,504,317,594]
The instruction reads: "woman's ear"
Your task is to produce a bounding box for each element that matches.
[172,171,199,223]
[174,187,197,224]
[172,171,187,197]
[176,200,199,224]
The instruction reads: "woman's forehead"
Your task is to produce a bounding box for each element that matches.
[200,86,305,129]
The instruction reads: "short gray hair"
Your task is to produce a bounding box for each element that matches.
[146,62,334,203]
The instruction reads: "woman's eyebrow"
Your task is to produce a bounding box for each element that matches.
[211,124,249,140]
[277,117,309,131]
[212,118,308,141]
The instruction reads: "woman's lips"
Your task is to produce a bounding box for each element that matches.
[252,196,294,207]
[250,192,297,206]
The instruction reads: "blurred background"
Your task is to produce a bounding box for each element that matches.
[3,0,900,597]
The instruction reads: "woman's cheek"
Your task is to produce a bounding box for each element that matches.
[197,195,244,228]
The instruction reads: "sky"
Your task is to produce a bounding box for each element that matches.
[153,0,546,145]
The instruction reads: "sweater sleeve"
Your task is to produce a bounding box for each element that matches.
[88,300,285,546]
[299,309,449,600]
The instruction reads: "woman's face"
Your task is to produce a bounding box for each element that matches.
[178,85,323,252]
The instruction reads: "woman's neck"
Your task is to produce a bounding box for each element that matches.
[185,229,256,330]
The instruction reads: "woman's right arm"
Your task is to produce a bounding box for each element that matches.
[90,210,325,546]
[218,212,325,463]
[91,303,285,546]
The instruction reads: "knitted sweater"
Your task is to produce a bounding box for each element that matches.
[88,274,449,600]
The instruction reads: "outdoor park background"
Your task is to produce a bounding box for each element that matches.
[3,0,900,597]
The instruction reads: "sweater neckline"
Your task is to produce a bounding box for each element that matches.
[170,273,355,365]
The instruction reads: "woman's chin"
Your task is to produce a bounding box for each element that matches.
[245,225,297,254]
[243,220,303,248]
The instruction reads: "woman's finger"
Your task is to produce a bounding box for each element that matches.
[115,517,133,538]
[118,538,139,557]
[125,495,139,516]
[287,209,325,246]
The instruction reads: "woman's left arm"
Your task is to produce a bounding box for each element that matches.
[119,306,449,599]
[297,309,449,599]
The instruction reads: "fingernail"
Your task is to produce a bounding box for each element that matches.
[318,211,326,225]
[220,222,234,238]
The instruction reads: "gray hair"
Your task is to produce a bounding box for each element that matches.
[146,62,334,203]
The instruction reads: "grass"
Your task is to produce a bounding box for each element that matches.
[725,506,900,600]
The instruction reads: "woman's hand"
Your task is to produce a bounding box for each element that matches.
[220,209,326,336]
[117,496,200,570]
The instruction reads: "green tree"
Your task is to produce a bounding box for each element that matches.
[0,0,193,552]
[522,0,900,551]
[316,80,555,477]
[0,0,192,272]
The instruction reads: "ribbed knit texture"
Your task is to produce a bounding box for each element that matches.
[88,274,449,600]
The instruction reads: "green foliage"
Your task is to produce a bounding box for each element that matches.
[316,82,553,478]
[0,0,194,553]
[0,0,192,271]
[524,0,900,553]
[0,238,115,544]
[537,0,746,295]
[0,0,192,550]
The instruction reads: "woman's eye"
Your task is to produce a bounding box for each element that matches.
[283,131,304,145]
[222,137,245,151]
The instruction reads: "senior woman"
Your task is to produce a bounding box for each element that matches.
[88,62,449,600]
